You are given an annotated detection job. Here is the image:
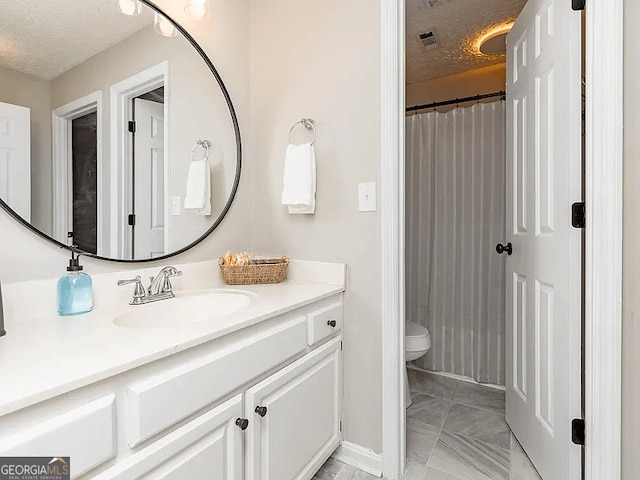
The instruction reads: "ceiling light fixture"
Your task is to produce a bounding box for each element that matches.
[117,0,142,16]
[475,22,514,56]
[154,12,178,37]
[185,0,208,20]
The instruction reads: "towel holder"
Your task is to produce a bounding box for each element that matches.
[191,139,211,162]
[288,118,316,145]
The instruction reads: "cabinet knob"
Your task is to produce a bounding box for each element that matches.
[235,418,249,430]
[327,319,337,328]
[255,406,268,417]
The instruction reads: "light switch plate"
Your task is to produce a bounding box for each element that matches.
[358,182,376,212]
[172,196,181,216]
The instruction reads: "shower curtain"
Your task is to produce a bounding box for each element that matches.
[405,101,506,385]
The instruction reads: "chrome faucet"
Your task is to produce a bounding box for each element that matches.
[148,266,182,296]
[118,266,183,305]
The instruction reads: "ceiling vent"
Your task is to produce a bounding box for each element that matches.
[417,30,439,50]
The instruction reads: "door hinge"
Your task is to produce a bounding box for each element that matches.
[571,202,585,229]
[128,121,136,133]
[572,0,585,11]
[340,341,343,351]
[128,213,136,226]
[339,421,343,432]
[572,418,585,445]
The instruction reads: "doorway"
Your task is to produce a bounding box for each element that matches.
[52,91,103,254]
[380,0,623,479]
[71,111,98,254]
[109,62,169,260]
[131,88,166,259]
[401,0,582,478]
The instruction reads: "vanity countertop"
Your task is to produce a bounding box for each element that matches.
[0,259,345,417]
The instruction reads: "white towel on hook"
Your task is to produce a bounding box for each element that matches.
[184,155,211,216]
[281,143,316,214]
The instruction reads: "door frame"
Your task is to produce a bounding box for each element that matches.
[52,91,103,254]
[109,61,170,259]
[379,1,623,479]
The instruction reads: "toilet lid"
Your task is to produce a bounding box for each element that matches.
[406,321,429,338]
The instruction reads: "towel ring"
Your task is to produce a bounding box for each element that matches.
[191,140,211,162]
[288,118,316,145]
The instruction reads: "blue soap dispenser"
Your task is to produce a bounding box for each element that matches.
[57,249,93,316]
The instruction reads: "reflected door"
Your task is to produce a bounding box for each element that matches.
[0,102,30,221]
[505,0,582,478]
[132,98,166,259]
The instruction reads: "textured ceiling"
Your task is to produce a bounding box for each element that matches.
[0,0,153,81]
[406,0,527,84]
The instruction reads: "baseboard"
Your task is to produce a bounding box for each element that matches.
[332,440,383,477]
[406,364,506,391]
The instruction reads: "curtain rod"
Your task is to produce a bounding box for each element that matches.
[406,90,506,113]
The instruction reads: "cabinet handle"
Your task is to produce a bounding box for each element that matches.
[235,418,249,430]
[255,406,268,417]
[327,319,337,328]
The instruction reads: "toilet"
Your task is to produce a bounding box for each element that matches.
[405,321,431,408]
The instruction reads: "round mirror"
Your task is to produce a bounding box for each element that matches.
[0,0,241,261]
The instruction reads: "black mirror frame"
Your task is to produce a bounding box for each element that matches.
[0,0,242,263]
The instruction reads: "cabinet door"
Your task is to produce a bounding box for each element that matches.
[245,338,341,480]
[95,395,244,480]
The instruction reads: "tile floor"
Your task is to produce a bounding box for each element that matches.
[313,366,543,480]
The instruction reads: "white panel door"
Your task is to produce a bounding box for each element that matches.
[245,338,341,480]
[0,101,30,221]
[133,98,165,259]
[505,0,582,479]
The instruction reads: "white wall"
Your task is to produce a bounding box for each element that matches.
[248,0,383,453]
[0,0,251,282]
[1,0,385,457]
[50,22,236,254]
[622,0,640,477]
[0,65,53,235]
[406,64,506,110]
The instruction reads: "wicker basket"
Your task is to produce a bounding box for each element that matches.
[218,257,289,285]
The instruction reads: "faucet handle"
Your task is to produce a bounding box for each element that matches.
[117,276,146,304]
[166,267,183,277]
[161,268,182,294]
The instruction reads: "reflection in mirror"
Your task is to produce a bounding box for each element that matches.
[0,0,240,261]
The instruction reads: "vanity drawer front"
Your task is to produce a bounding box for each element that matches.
[127,316,308,446]
[307,302,343,346]
[0,394,116,479]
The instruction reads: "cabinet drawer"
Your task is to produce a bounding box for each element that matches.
[127,316,308,446]
[0,395,116,479]
[307,302,342,346]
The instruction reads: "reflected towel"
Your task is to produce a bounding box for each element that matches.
[281,143,316,215]
[184,158,211,216]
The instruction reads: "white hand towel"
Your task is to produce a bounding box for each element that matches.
[281,143,316,214]
[184,158,211,216]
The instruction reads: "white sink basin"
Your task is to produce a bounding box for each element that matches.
[113,290,254,328]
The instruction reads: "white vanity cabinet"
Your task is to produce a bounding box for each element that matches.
[245,338,341,480]
[0,294,343,480]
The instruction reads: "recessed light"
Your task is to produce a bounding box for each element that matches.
[480,32,508,55]
[474,22,514,56]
